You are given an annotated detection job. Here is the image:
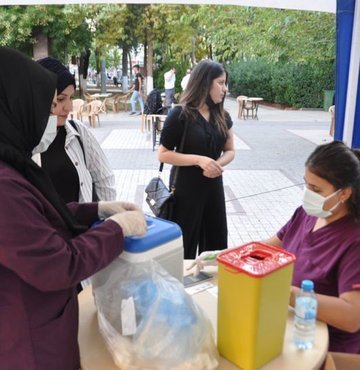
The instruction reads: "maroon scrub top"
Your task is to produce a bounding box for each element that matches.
[278,206,360,354]
[0,160,123,369]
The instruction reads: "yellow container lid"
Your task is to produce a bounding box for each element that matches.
[217,242,295,278]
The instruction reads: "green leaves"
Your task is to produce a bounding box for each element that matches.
[0,3,335,97]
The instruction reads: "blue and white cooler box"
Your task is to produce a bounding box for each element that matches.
[121,216,183,281]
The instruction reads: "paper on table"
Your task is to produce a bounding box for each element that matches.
[185,282,214,295]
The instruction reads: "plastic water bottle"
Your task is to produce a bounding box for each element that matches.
[293,279,318,349]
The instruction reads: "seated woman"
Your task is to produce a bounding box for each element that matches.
[265,140,360,354]
[193,141,360,353]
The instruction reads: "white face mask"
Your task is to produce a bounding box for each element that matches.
[32,115,57,155]
[302,187,341,218]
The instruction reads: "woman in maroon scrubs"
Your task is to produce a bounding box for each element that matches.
[265,141,360,354]
[0,47,146,370]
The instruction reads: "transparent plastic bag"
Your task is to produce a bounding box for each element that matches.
[92,258,219,370]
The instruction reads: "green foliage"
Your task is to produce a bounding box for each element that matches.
[228,59,335,108]
[0,3,336,103]
[188,6,335,64]
[0,5,92,61]
[153,62,189,92]
[227,59,274,101]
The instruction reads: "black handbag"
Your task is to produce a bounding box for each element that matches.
[145,119,188,219]
[145,168,175,219]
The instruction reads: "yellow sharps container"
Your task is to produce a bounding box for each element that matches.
[217,242,295,370]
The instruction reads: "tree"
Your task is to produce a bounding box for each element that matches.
[0,5,92,62]
[191,5,335,64]
[0,4,335,97]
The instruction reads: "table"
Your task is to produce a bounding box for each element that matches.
[244,97,263,120]
[78,262,329,370]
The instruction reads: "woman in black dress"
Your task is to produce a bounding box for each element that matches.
[158,60,235,259]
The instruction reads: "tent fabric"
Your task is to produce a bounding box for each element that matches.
[335,0,360,148]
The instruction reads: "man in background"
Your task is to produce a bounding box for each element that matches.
[129,64,144,116]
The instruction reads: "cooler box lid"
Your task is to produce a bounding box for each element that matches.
[217,242,295,277]
[124,216,182,253]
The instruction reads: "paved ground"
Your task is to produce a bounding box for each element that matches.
[88,97,333,248]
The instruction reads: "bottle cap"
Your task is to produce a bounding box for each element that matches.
[301,279,314,291]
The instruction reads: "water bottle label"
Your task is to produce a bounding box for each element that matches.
[295,297,317,319]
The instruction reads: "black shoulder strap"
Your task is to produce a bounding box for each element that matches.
[159,116,188,191]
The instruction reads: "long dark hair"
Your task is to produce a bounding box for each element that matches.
[305,140,360,222]
[179,59,228,137]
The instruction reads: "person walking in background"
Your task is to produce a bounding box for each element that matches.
[0,46,146,370]
[181,68,191,91]
[262,141,360,354]
[158,60,235,259]
[35,57,116,203]
[164,66,176,111]
[129,64,144,116]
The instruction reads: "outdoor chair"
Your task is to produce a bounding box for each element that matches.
[83,92,96,104]
[105,94,122,112]
[81,100,105,128]
[69,99,85,121]
[118,92,132,111]
[236,95,248,119]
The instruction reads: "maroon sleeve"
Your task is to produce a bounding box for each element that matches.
[0,173,123,291]
[277,208,300,241]
[337,242,360,294]
[67,201,99,226]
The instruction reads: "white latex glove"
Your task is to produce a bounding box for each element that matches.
[108,210,147,237]
[98,201,140,219]
[187,250,222,276]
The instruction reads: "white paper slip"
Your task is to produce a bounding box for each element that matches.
[185,281,214,295]
[121,296,137,336]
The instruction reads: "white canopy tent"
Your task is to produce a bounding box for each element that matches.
[2,0,359,147]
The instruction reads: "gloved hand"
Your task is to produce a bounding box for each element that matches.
[98,200,140,219]
[187,250,222,276]
[107,210,147,237]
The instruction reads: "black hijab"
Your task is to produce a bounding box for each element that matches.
[37,56,76,94]
[0,47,86,235]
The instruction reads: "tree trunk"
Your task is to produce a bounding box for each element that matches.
[146,29,154,95]
[191,37,196,66]
[33,31,49,60]
[78,49,90,95]
[208,43,213,60]
[122,44,129,92]
[100,59,107,94]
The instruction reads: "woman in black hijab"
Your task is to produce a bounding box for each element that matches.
[0,47,146,370]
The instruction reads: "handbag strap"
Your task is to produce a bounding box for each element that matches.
[158,118,189,191]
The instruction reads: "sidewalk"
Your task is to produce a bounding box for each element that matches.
[89,97,333,248]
